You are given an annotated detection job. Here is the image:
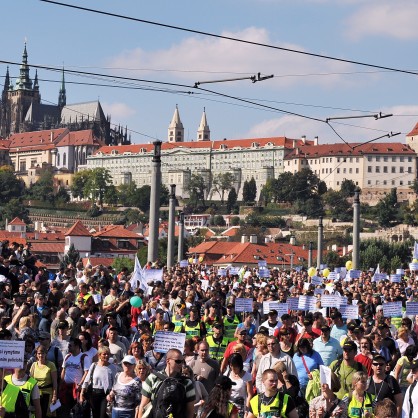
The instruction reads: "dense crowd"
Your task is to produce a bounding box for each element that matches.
[0,240,418,418]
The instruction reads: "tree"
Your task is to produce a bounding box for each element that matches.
[212,172,235,203]
[0,166,25,201]
[227,187,238,213]
[27,166,55,203]
[60,243,80,268]
[375,188,399,228]
[323,190,352,221]
[71,170,90,200]
[55,187,70,205]
[117,183,138,206]
[0,198,29,227]
[186,174,207,208]
[340,179,358,198]
[84,168,113,206]
[243,177,257,203]
[112,257,135,273]
[214,215,226,226]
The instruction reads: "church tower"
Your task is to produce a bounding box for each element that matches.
[58,68,66,108]
[0,67,11,137]
[168,105,184,143]
[6,43,41,134]
[197,108,210,141]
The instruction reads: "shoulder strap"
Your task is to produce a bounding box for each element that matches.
[323,400,339,418]
[409,380,417,418]
[64,353,71,364]
[301,355,310,374]
[81,353,87,370]
[89,363,97,386]
[334,358,343,375]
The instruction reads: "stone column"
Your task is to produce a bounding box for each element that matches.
[177,211,185,263]
[316,216,323,270]
[308,241,313,268]
[167,184,176,269]
[352,188,361,269]
[147,141,162,263]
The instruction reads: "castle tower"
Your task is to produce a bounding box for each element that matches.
[197,108,210,141]
[168,105,184,143]
[58,68,66,108]
[0,67,11,137]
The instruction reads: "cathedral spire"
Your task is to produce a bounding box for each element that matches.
[58,67,66,108]
[15,42,32,90]
[197,107,210,141]
[3,67,10,94]
[34,69,39,91]
[168,104,184,143]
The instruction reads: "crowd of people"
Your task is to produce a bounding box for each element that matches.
[0,243,418,418]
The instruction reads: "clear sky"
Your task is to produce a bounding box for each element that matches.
[2,0,418,145]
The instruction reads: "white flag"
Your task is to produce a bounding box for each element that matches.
[130,256,147,292]
[413,242,418,259]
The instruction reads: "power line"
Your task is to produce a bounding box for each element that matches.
[40,0,418,77]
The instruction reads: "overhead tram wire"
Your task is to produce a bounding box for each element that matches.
[40,0,418,78]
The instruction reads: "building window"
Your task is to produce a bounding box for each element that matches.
[383,180,387,185]
[343,168,346,173]
[337,168,340,173]
[392,157,396,162]
[63,153,67,166]
[349,168,352,173]
[383,166,388,173]
[391,167,396,173]
[367,156,372,162]
[368,166,372,173]
[376,156,380,162]
[400,167,404,173]
[400,181,403,185]
[383,156,388,162]
[368,180,371,185]
[408,167,412,173]
[356,168,359,173]
[19,161,26,172]
[408,156,412,162]
[392,180,395,185]
[400,156,404,162]
[376,166,380,173]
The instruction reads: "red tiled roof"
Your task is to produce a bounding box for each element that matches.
[93,225,141,239]
[82,257,115,267]
[8,217,26,225]
[94,137,314,156]
[407,122,418,137]
[285,142,415,159]
[221,226,241,237]
[65,221,91,237]
[30,242,64,253]
[8,128,68,151]
[56,130,103,147]
[0,232,26,245]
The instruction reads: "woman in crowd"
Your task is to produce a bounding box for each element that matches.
[19,313,39,341]
[139,334,153,358]
[135,359,151,387]
[393,344,418,394]
[395,326,414,356]
[345,371,374,418]
[81,346,117,418]
[182,364,208,415]
[250,333,268,380]
[199,376,238,418]
[309,371,347,418]
[293,337,324,395]
[128,341,143,363]
[30,344,58,418]
[79,330,98,362]
[234,313,256,339]
[106,355,141,418]
[225,353,253,418]
[278,328,294,357]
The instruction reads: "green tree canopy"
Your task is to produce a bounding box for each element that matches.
[227,187,238,213]
[375,188,399,228]
[243,177,257,203]
[71,168,113,206]
[0,166,25,201]
[27,166,55,203]
[186,174,207,208]
[212,172,235,203]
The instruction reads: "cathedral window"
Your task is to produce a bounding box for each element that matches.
[63,153,67,166]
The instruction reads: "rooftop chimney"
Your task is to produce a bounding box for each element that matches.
[249,234,257,244]
[314,136,319,145]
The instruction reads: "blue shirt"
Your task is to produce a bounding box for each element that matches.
[313,336,343,366]
[293,350,324,388]
[330,324,348,342]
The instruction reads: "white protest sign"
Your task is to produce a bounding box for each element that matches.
[258,269,270,278]
[235,298,253,313]
[298,295,316,311]
[200,280,209,292]
[327,272,337,281]
[229,267,240,275]
[0,340,25,368]
[258,260,267,268]
[321,294,340,308]
[390,274,401,283]
[373,273,388,282]
[92,293,102,304]
[287,297,299,311]
[179,260,188,268]
[340,304,359,319]
[406,302,418,316]
[410,263,418,271]
[144,269,163,283]
[320,365,332,387]
[339,296,348,307]
[303,282,311,291]
[311,276,323,286]
[396,269,404,275]
[263,302,289,316]
[218,269,227,277]
[154,331,186,353]
[382,301,402,317]
[348,270,361,279]
[314,288,324,295]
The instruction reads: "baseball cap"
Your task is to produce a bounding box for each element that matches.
[372,354,387,363]
[342,340,357,351]
[320,325,330,332]
[227,303,234,308]
[303,318,313,326]
[215,376,236,390]
[155,308,164,314]
[347,322,357,331]
[122,355,136,365]
[281,314,291,321]
[212,322,222,329]
[57,320,69,330]
[268,309,278,316]
[377,322,389,329]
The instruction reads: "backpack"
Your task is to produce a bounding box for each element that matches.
[333,357,363,377]
[151,371,187,418]
[294,394,309,418]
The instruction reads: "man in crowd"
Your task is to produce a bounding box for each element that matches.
[190,340,220,393]
[313,324,343,366]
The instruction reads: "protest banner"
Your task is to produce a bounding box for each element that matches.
[200,280,209,292]
[327,272,337,281]
[258,260,267,268]
[92,294,102,304]
[372,273,388,282]
[311,276,323,286]
[390,274,401,283]
[298,295,316,311]
[229,267,240,276]
[348,270,361,279]
[258,269,270,278]
[218,269,227,277]
[144,269,163,283]
[179,260,188,268]
[382,301,402,317]
[154,331,186,353]
[263,302,289,316]
[340,304,359,319]
[396,269,404,275]
[235,298,253,313]
[406,302,418,316]
[409,263,418,271]
[321,294,340,308]
[314,288,324,295]
[287,297,299,311]
[0,340,25,369]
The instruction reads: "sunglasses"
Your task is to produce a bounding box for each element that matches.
[170,359,184,364]
[372,363,385,366]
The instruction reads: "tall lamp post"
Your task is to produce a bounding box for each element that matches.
[316,216,323,270]
[352,188,361,269]
[147,141,162,263]
[167,184,176,269]
[177,211,185,262]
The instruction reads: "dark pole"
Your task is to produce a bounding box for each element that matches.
[147,141,162,263]
[167,184,176,269]
[177,211,185,262]
[308,241,313,268]
[352,187,361,269]
[316,216,323,270]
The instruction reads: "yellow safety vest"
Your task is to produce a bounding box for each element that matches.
[5,374,37,407]
[1,382,21,413]
[346,392,375,418]
[206,335,229,362]
[224,315,240,340]
[250,391,289,418]
[173,315,185,333]
[184,321,201,338]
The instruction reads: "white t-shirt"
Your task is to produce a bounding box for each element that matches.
[63,352,91,384]
[226,371,252,404]
[84,346,98,363]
